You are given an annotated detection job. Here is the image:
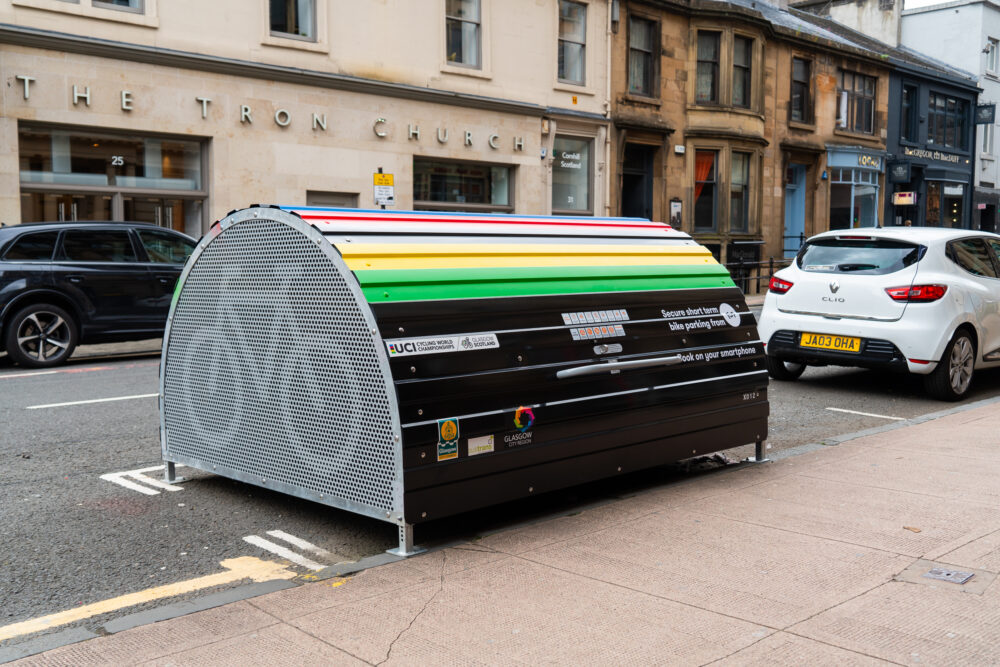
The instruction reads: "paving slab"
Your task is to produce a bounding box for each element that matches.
[791,579,1000,664]
[716,631,892,666]
[521,508,909,628]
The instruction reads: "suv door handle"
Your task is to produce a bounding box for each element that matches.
[155,275,174,285]
[67,275,84,284]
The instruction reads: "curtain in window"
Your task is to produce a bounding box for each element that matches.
[694,150,715,198]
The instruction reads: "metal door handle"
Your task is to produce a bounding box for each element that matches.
[68,275,83,284]
[556,355,683,379]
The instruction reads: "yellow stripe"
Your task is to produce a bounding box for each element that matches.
[339,243,716,271]
[0,557,300,642]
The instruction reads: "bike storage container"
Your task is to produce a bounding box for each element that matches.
[159,206,769,554]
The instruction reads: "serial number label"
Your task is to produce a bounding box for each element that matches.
[742,392,761,401]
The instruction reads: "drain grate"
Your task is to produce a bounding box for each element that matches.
[923,568,975,585]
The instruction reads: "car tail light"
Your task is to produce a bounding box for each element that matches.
[768,276,794,294]
[885,284,948,302]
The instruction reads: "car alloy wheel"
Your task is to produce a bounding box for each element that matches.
[947,335,974,396]
[4,304,78,367]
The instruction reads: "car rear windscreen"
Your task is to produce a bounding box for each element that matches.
[797,238,924,275]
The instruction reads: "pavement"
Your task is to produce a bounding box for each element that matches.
[6,385,1000,665]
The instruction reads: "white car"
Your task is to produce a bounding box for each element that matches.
[757,227,1000,401]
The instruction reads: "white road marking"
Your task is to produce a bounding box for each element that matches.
[266,530,333,557]
[26,393,159,409]
[243,535,326,571]
[826,407,905,421]
[100,465,185,495]
[1,370,59,379]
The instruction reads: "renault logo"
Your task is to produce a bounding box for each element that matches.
[829,281,840,294]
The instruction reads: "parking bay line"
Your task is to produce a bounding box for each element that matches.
[25,393,159,410]
[243,535,327,571]
[0,557,298,643]
[826,407,905,421]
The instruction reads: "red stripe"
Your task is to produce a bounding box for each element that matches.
[295,213,671,230]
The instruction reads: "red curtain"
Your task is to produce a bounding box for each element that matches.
[694,151,715,200]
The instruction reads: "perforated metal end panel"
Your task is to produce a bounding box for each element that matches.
[161,210,402,521]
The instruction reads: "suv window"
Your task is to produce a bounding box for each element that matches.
[948,238,999,278]
[2,231,59,261]
[797,238,923,275]
[137,229,195,264]
[61,230,137,262]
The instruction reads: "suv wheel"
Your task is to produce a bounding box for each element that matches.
[4,304,78,368]
[924,330,975,401]
[765,355,806,381]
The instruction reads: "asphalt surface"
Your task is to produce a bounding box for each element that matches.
[6,322,1000,654]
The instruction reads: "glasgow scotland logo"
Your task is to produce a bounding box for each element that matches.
[514,406,535,432]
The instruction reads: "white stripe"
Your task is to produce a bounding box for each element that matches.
[651,370,767,391]
[1,370,59,379]
[242,535,325,571]
[265,530,332,557]
[129,470,184,492]
[546,387,649,407]
[26,393,159,409]
[100,472,160,496]
[826,407,905,421]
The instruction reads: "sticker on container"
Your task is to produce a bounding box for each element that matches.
[437,418,459,461]
[514,406,535,432]
[719,303,741,327]
[386,334,499,357]
[468,434,495,456]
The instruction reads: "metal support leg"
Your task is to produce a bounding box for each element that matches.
[386,522,427,558]
[164,461,179,483]
[744,439,771,464]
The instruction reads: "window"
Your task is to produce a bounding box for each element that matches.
[552,136,592,214]
[901,85,918,143]
[558,1,586,85]
[790,58,811,123]
[628,16,656,97]
[830,168,879,229]
[61,230,137,263]
[984,123,996,155]
[2,231,58,261]
[18,125,206,235]
[928,93,969,150]
[413,158,511,212]
[732,35,752,108]
[837,70,876,134]
[137,230,195,264]
[696,32,720,104]
[730,152,750,232]
[693,150,717,231]
[948,239,997,277]
[269,0,315,40]
[446,0,481,68]
[93,0,142,12]
[988,38,999,74]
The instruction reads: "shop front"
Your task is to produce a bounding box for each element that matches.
[826,145,885,229]
[886,147,974,228]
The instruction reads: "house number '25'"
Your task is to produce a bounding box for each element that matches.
[111,155,124,166]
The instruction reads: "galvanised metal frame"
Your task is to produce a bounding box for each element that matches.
[159,207,419,556]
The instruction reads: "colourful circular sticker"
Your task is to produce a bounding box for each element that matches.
[514,406,535,432]
[440,419,458,441]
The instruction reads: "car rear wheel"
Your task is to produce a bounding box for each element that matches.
[765,355,806,381]
[924,330,975,401]
[4,303,78,368]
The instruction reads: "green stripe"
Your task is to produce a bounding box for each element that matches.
[356,264,735,302]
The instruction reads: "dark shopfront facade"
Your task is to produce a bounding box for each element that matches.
[884,66,978,229]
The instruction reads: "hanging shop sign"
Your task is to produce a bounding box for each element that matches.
[976,104,996,125]
[888,161,911,184]
[892,192,916,205]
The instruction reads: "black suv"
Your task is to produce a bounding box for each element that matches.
[0,221,196,367]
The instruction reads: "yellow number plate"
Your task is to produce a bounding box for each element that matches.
[800,332,861,353]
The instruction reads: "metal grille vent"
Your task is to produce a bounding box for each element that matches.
[162,217,398,515]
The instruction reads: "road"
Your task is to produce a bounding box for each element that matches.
[4,336,1000,654]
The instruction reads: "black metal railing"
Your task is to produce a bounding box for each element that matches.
[724,256,794,295]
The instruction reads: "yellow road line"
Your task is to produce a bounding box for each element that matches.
[0,557,297,643]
